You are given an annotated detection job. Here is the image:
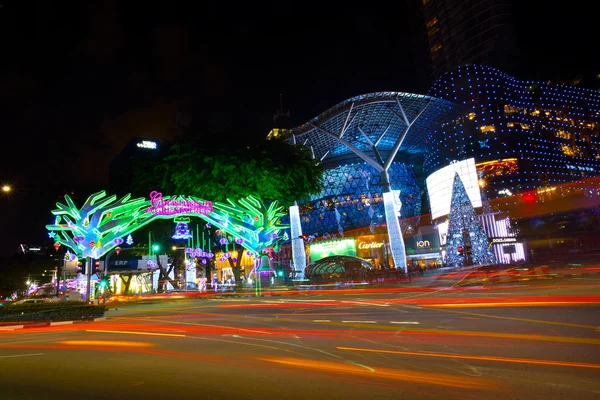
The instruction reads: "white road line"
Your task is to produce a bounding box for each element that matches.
[390,321,420,325]
[342,301,390,307]
[313,320,331,322]
[342,320,377,324]
[50,321,74,326]
[0,353,44,359]
[0,325,24,330]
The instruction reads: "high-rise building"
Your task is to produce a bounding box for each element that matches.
[418,0,518,81]
[109,138,164,197]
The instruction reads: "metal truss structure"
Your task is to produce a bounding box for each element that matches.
[283,92,458,272]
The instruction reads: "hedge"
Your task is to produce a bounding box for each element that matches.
[0,301,106,323]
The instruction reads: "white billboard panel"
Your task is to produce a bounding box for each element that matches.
[426,158,482,220]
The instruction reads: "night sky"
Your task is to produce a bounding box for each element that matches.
[0,0,595,257]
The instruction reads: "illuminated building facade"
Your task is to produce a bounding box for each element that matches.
[427,64,600,202]
[277,92,458,271]
[426,64,600,258]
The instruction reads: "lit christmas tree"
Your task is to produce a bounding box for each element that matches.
[445,173,495,268]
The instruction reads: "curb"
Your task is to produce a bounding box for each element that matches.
[0,316,107,331]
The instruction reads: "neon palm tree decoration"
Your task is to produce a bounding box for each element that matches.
[203,195,288,256]
[46,191,154,259]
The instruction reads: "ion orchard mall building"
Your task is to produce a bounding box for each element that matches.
[272,65,600,275]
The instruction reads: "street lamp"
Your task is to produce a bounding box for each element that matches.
[2,185,10,193]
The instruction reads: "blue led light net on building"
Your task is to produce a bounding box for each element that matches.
[282,162,421,236]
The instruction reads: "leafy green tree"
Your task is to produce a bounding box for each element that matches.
[132,135,324,205]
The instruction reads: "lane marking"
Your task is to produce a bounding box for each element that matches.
[337,347,600,370]
[86,330,186,338]
[50,321,73,326]
[0,353,44,359]
[342,320,376,323]
[313,320,331,322]
[342,301,390,307]
[390,321,420,325]
[0,325,24,330]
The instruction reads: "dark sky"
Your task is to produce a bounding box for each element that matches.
[0,0,595,257]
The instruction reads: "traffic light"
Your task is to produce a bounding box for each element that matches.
[277,269,284,278]
[457,246,464,255]
[152,244,160,252]
[99,276,109,288]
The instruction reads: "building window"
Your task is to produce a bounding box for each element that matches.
[479,125,496,133]
[426,17,438,30]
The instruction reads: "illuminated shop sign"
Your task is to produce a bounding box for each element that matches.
[416,240,430,248]
[358,241,384,249]
[137,140,157,149]
[309,239,356,262]
[491,237,517,243]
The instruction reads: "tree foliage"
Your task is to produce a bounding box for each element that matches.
[132,135,324,205]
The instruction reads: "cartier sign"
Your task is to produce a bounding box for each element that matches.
[358,241,384,250]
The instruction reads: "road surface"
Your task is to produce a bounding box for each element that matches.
[1,277,599,400]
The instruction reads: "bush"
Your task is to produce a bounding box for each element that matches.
[0,301,106,323]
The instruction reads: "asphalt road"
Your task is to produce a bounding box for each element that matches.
[1,278,599,400]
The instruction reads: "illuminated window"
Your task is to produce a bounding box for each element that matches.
[426,17,438,29]
[520,123,530,130]
[431,41,442,53]
[467,112,476,120]
[555,130,571,139]
[504,105,518,114]
[561,145,581,157]
[506,122,515,128]
[479,125,496,133]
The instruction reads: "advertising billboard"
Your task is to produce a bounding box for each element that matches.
[309,239,357,262]
[426,158,482,220]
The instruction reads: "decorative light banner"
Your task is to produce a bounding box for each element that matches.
[46,190,287,260]
[309,239,356,262]
[147,191,213,216]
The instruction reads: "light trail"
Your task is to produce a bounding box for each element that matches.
[257,357,497,390]
[337,347,600,369]
[59,340,155,347]
[0,353,44,359]
[86,330,186,338]
[423,301,600,308]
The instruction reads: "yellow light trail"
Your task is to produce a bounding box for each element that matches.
[337,347,600,369]
[257,357,496,389]
[59,340,154,348]
[86,330,186,338]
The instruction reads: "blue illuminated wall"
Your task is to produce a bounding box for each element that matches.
[426,64,600,202]
[286,161,421,237]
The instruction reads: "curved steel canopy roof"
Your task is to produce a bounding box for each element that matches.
[285,92,458,165]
